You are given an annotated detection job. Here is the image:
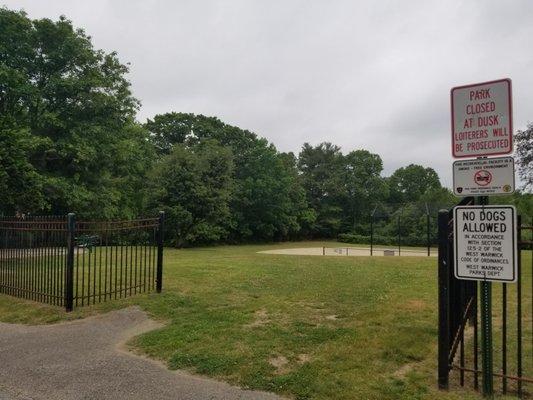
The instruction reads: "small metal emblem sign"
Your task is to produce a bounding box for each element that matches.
[453,205,517,282]
[453,156,515,196]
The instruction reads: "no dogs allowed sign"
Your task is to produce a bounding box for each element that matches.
[453,205,517,282]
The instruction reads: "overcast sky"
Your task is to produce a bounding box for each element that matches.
[4,0,533,187]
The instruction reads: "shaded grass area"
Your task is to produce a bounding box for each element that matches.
[0,240,530,400]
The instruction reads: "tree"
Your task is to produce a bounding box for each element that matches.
[0,8,151,217]
[1,6,458,246]
[0,127,46,214]
[145,112,311,241]
[515,124,532,191]
[202,125,312,241]
[279,152,317,238]
[148,141,234,247]
[145,112,224,156]
[342,150,387,232]
[387,164,442,204]
[298,142,345,237]
[227,142,308,241]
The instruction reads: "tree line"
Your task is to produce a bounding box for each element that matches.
[1,9,531,246]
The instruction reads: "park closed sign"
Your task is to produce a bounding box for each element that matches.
[451,79,512,158]
[453,205,517,282]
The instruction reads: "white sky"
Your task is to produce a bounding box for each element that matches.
[4,0,533,187]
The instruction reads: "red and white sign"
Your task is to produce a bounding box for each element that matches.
[453,205,517,282]
[451,79,512,158]
[474,170,492,186]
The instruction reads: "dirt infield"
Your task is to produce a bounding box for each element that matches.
[258,246,436,257]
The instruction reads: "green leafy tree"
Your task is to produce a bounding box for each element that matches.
[0,5,457,245]
[145,112,312,241]
[148,141,234,247]
[0,127,46,214]
[279,152,317,238]
[515,124,532,191]
[212,127,314,241]
[298,142,345,237]
[378,165,446,243]
[145,112,224,156]
[227,142,306,241]
[419,186,457,210]
[387,164,442,204]
[342,150,387,232]
[0,8,151,217]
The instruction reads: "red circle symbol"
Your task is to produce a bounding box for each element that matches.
[474,170,492,186]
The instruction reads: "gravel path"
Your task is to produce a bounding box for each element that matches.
[259,246,436,257]
[0,307,281,400]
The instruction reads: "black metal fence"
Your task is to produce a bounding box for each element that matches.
[438,199,532,397]
[338,201,451,256]
[0,212,164,311]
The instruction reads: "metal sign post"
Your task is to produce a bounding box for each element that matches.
[453,201,517,397]
[446,78,520,398]
[480,276,494,397]
[479,196,493,398]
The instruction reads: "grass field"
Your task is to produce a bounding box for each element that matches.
[0,241,531,400]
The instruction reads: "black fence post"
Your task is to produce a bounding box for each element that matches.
[370,214,374,256]
[516,214,522,397]
[370,206,377,256]
[426,214,431,257]
[438,209,450,390]
[425,203,431,257]
[156,211,165,293]
[65,213,75,312]
[398,214,401,256]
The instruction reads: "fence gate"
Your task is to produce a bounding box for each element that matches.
[438,198,532,397]
[0,212,164,311]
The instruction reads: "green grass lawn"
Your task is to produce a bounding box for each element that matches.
[0,240,530,400]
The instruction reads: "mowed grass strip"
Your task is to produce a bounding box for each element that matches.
[0,241,530,400]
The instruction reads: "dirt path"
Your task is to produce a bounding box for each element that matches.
[259,246,436,257]
[0,307,281,400]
